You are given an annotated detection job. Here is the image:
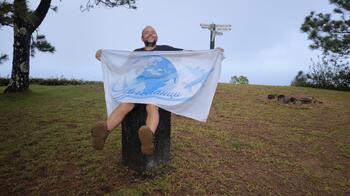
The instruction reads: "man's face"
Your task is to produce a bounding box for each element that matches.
[142,27,158,47]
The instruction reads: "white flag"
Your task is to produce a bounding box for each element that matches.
[100,49,224,122]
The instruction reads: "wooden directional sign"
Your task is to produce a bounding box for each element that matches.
[216,24,232,28]
[200,23,231,49]
[216,27,231,32]
[200,23,210,28]
[200,23,215,30]
[208,24,215,30]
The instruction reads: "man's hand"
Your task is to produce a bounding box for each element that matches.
[95,49,102,61]
[216,47,224,53]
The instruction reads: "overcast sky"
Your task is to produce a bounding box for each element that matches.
[0,0,334,85]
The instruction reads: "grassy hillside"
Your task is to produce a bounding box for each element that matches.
[0,84,349,195]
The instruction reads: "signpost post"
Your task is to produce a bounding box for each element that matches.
[200,23,231,49]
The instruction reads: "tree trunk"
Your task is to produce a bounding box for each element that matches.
[4,0,51,93]
[4,24,31,92]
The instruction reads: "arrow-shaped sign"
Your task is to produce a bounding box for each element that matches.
[216,24,231,28]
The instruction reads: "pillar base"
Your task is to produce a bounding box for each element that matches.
[121,104,171,173]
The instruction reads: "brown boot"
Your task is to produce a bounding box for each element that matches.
[91,121,110,150]
[138,125,155,155]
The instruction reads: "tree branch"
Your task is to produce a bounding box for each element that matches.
[29,0,52,32]
[0,53,8,64]
[81,0,137,12]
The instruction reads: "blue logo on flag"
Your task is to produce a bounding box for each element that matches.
[112,55,182,100]
[134,55,178,93]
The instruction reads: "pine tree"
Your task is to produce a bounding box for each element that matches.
[301,0,349,57]
[299,0,350,90]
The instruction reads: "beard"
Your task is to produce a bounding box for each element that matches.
[144,39,157,47]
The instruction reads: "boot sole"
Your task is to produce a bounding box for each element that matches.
[138,126,154,155]
[91,121,108,150]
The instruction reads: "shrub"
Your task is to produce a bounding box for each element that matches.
[230,75,249,85]
[0,77,102,86]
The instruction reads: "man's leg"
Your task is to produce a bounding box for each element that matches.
[145,104,159,133]
[92,102,134,150]
[138,104,159,155]
[107,103,135,131]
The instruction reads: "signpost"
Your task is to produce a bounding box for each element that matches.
[200,23,231,49]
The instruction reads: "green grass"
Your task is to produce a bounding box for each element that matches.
[0,84,349,195]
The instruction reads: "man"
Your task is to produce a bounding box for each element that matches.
[93,25,223,155]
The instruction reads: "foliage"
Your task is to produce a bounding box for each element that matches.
[291,56,350,91]
[0,76,102,86]
[291,71,310,87]
[298,0,350,91]
[230,75,249,84]
[30,33,55,57]
[301,0,349,56]
[0,75,10,86]
[308,55,349,90]
[0,53,8,64]
[81,0,137,11]
[0,0,13,28]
